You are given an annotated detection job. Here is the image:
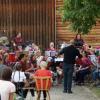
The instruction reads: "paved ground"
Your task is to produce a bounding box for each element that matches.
[25,84,100,100]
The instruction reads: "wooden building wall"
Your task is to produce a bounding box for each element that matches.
[56,0,100,47]
[0,0,55,49]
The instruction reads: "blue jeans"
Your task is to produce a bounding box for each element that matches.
[92,71,100,81]
[63,63,74,91]
[76,69,90,83]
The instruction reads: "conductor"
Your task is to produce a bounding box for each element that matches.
[58,40,81,93]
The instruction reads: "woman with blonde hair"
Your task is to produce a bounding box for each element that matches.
[34,61,52,100]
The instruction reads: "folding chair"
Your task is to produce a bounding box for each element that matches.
[34,76,52,100]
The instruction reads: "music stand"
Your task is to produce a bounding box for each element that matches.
[45,51,51,57]
[50,51,56,57]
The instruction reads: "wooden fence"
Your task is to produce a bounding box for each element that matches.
[0,0,55,49]
[56,0,100,47]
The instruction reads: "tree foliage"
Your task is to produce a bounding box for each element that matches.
[62,0,100,34]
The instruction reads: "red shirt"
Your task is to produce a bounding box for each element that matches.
[34,69,52,77]
[34,69,52,90]
[82,57,92,68]
[14,37,22,46]
[20,61,28,72]
[76,58,83,65]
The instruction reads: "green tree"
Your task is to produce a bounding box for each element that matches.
[62,0,100,34]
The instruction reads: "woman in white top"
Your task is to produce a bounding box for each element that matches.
[0,66,15,100]
[35,51,44,67]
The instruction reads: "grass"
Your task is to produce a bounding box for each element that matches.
[85,78,100,98]
[90,86,100,98]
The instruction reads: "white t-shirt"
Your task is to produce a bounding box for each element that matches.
[0,80,15,100]
[89,55,97,66]
[12,71,26,82]
[36,56,44,66]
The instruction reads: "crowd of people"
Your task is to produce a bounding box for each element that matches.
[0,33,100,100]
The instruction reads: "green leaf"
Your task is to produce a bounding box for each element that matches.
[61,0,100,34]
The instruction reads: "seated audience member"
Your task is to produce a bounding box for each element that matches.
[35,51,44,67]
[0,57,6,68]
[83,44,89,51]
[14,32,23,47]
[56,66,63,85]
[83,44,93,56]
[47,42,56,51]
[3,53,11,66]
[75,53,92,85]
[17,53,29,72]
[31,43,36,51]
[74,34,84,48]
[92,57,100,85]
[11,32,23,51]
[12,63,34,99]
[34,61,52,100]
[26,54,37,73]
[0,67,15,100]
[33,45,41,54]
[88,51,97,66]
[46,42,57,71]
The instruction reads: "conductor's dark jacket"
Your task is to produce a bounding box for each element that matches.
[58,45,80,64]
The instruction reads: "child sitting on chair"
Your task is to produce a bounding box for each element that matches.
[56,66,63,85]
[34,61,52,100]
[12,63,34,99]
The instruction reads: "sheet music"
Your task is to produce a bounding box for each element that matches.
[45,50,56,57]
[45,51,51,57]
[50,51,56,57]
[54,58,63,62]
